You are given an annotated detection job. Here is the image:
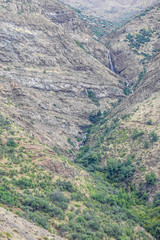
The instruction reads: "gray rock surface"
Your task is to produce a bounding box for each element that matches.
[0,0,124,151]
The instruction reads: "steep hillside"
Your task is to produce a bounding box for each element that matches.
[0,0,123,152]
[60,0,159,22]
[0,1,160,240]
[115,52,160,192]
[108,3,160,87]
[0,113,156,240]
[75,52,160,239]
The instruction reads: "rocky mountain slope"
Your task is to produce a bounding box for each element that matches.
[116,52,160,193]
[75,51,160,239]
[0,0,160,240]
[108,3,160,86]
[0,0,124,152]
[76,53,160,195]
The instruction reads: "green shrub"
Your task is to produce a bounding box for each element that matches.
[50,191,70,203]
[67,212,75,220]
[59,223,70,233]
[123,87,132,96]
[88,220,100,230]
[0,114,10,131]
[146,117,152,124]
[145,171,157,186]
[121,114,130,120]
[136,230,151,240]
[67,137,75,147]
[6,138,18,148]
[0,186,19,207]
[132,129,144,140]
[26,211,50,229]
[49,205,64,219]
[23,196,50,212]
[55,179,75,192]
[71,191,83,201]
[77,152,101,167]
[89,110,101,124]
[76,216,86,223]
[15,177,35,189]
[134,68,146,88]
[5,232,12,238]
[87,90,99,105]
[49,191,70,210]
[104,158,135,183]
[150,132,158,142]
[103,222,123,239]
[91,193,106,203]
[144,141,149,149]
[139,165,146,173]
[153,192,160,207]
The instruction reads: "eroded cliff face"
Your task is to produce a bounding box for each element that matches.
[0,0,123,151]
[107,4,160,85]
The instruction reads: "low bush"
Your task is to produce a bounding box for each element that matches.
[26,211,50,229]
[54,179,75,192]
[144,141,150,149]
[0,186,20,207]
[49,191,70,210]
[6,138,18,148]
[145,171,157,186]
[146,119,152,125]
[23,196,50,212]
[87,90,99,105]
[104,158,135,183]
[89,110,101,124]
[150,131,158,142]
[15,177,35,189]
[153,192,160,207]
[132,129,144,140]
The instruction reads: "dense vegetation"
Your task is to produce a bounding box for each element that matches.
[0,108,159,240]
[75,107,160,239]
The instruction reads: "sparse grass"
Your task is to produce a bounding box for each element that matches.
[5,232,12,238]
